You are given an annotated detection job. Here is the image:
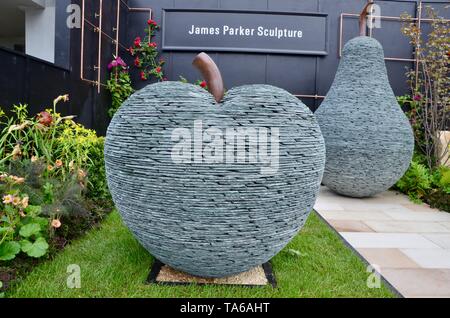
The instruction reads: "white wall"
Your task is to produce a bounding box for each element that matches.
[25,0,55,63]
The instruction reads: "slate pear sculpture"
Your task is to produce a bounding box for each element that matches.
[315,34,414,197]
[105,53,325,277]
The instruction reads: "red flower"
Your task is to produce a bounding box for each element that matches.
[140,71,147,81]
[147,19,157,26]
[413,94,421,101]
[155,66,161,73]
[148,42,157,48]
[199,81,207,88]
[134,56,141,67]
[134,36,141,47]
[37,111,53,126]
[128,46,134,55]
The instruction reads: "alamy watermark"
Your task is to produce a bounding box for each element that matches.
[366,264,381,289]
[367,4,382,30]
[171,120,280,175]
[64,3,383,30]
[66,4,81,29]
[66,264,81,289]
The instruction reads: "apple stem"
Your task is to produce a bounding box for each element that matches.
[192,52,225,103]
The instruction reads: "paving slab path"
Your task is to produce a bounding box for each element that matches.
[314,186,450,298]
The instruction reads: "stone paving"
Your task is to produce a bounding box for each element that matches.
[314,186,450,298]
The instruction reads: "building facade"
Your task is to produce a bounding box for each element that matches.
[0,0,448,134]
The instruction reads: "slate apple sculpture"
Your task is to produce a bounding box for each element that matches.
[314,4,414,197]
[105,53,325,277]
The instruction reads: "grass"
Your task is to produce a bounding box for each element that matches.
[7,211,395,298]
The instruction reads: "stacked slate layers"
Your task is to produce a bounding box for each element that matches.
[105,81,325,277]
[315,36,414,198]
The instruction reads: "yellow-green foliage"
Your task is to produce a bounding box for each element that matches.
[0,95,109,199]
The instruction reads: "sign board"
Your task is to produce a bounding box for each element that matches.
[161,9,328,55]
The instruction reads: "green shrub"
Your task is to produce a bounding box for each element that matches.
[85,137,110,200]
[395,160,431,203]
[106,57,134,118]
[0,95,113,264]
[0,96,110,200]
[437,167,450,194]
[395,150,450,212]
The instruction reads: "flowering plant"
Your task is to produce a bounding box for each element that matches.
[0,158,91,262]
[106,56,133,117]
[0,95,108,199]
[0,168,49,261]
[129,19,165,81]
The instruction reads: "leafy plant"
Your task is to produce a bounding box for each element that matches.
[395,159,431,203]
[0,169,49,261]
[0,242,20,261]
[84,137,110,200]
[434,166,450,194]
[0,96,110,199]
[0,154,96,262]
[129,19,165,82]
[106,56,134,118]
[395,150,450,212]
[401,6,449,169]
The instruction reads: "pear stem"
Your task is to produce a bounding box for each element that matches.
[192,52,224,103]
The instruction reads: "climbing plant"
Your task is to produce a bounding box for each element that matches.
[106,56,133,118]
[129,19,165,82]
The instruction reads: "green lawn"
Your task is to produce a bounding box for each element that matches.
[7,211,395,298]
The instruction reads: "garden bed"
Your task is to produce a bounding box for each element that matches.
[0,95,114,295]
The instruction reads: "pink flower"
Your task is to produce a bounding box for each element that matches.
[148,42,157,48]
[413,94,421,101]
[51,219,61,229]
[107,59,118,70]
[108,57,126,70]
[116,56,127,68]
[2,194,13,204]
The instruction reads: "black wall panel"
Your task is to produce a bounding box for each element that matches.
[0,0,448,134]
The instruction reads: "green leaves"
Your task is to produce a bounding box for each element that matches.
[0,222,50,259]
[106,69,134,118]
[43,182,54,204]
[0,241,21,261]
[20,237,49,258]
[19,223,41,238]
[24,205,42,216]
[0,226,14,235]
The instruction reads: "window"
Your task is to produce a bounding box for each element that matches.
[0,0,56,63]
